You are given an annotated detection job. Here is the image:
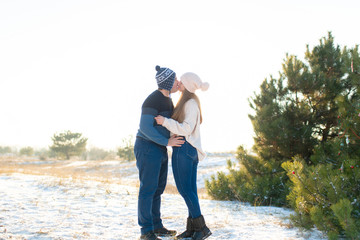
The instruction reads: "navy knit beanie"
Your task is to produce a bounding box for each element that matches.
[155,65,176,91]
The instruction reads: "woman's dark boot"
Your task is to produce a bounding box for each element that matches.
[191,215,212,240]
[176,217,193,239]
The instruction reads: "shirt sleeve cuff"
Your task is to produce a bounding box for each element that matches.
[162,117,170,128]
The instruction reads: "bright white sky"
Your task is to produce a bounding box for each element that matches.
[0,0,359,152]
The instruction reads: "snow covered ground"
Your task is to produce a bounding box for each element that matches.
[0,155,327,240]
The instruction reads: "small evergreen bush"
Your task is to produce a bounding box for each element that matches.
[206,146,290,206]
[282,141,360,239]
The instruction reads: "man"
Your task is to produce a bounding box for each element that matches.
[134,65,185,240]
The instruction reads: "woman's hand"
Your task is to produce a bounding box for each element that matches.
[167,135,184,147]
[154,115,165,125]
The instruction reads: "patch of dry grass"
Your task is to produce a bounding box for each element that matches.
[0,157,211,199]
[0,158,127,185]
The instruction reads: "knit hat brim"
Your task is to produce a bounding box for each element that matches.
[181,72,209,93]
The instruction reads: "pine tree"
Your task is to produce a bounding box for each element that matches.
[50,130,88,160]
[281,37,360,239]
[206,31,360,234]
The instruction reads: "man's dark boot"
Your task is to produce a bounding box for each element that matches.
[140,231,162,240]
[191,215,212,240]
[153,227,176,237]
[176,217,194,239]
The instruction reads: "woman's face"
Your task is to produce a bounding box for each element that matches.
[178,81,186,92]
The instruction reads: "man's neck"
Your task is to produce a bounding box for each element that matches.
[158,89,170,97]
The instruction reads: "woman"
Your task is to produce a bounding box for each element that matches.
[154,72,212,240]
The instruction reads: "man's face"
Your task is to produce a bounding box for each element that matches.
[170,77,180,93]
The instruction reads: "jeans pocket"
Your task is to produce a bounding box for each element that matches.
[134,139,151,158]
[186,143,198,160]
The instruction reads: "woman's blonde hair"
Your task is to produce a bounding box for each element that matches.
[171,89,203,124]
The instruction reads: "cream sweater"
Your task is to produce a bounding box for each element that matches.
[162,99,206,161]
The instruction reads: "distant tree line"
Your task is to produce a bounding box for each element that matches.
[0,145,48,159]
[0,131,135,161]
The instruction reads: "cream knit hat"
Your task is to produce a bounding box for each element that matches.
[180,72,209,93]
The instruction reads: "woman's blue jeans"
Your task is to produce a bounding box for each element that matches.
[172,140,202,219]
[134,137,168,235]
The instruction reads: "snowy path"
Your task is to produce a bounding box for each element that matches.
[0,173,326,240]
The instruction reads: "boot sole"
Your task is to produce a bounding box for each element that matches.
[202,231,212,240]
[192,231,212,240]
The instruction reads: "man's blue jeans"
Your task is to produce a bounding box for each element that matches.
[134,137,168,235]
[172,140,202,219]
